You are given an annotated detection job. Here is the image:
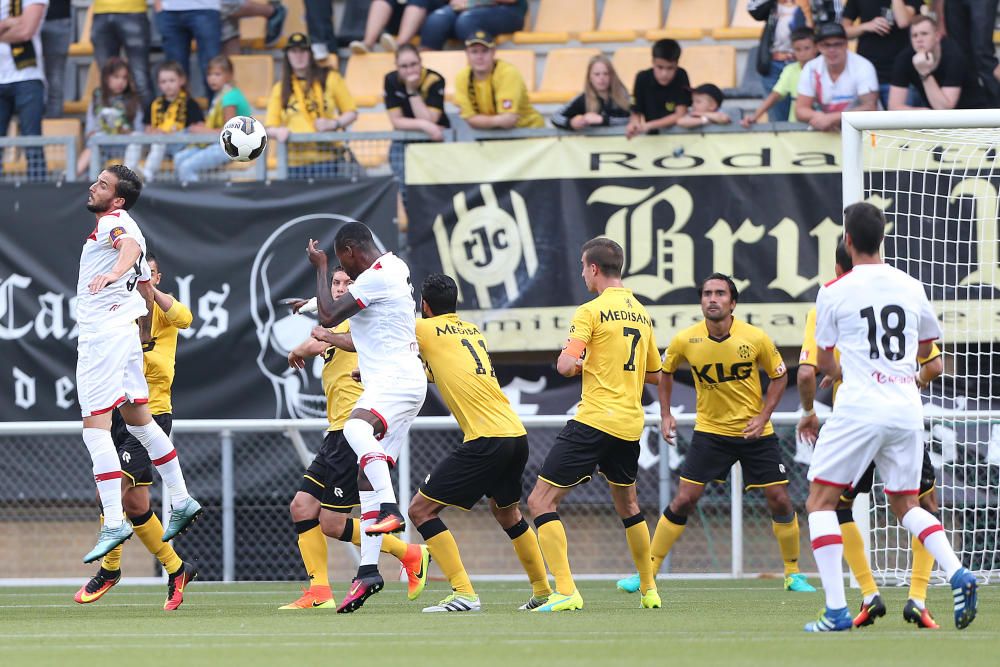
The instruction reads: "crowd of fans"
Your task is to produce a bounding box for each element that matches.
[2,0,1000,182]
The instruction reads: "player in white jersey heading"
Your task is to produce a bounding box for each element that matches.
[307,221,427,613]
[77,165,202,565]
[803,202,977,632]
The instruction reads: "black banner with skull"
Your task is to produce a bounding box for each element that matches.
[0,178,397,421]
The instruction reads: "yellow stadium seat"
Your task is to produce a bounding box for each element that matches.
[611,47,650,91]
[230,55,274,109]
[579,0,661,43]
[420,50,468,102]
[68,4,95,57]
[648,0,728,40]
[513,0,596,44]
[713,0,766,40]
[681,45,737,89]
[275,0,307,49]
[239,2,267,49]
[530,48,601,104]
[64,61,99,115]
[344,53,396,107]
[501,50,537,92]
[42,118,82,173]
[348,113,393,169]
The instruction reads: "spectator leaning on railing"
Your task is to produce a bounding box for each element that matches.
[351,0,444,55]
[91,0,154,107]
[747,0,809,123]
[841,0,919,108]
[454,30,542,130]
[419,0,528,51]
[550,55,630,131]
[795,23,878,132]
[140,61,205,182]
[677,84,732,129]
[265,32,359,180]
[888,14,989,110]
[742,27,817,126]
[626,39,691,138]
[0,0,47,180]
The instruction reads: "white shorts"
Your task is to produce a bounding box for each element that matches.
[354,379,427,463]
[807,416,924,495]
[76,323,149,417]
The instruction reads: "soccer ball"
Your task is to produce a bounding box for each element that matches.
[220,115,267,162]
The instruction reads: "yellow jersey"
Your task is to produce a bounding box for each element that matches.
[265,71,357,166]
[144,298,193,415]
[322,321,363,431]
[454,60,544,128]
[415,314,525,442]
[663,319,786,438]
[567,287,660,442]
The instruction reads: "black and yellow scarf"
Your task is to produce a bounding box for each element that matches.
[150,89,189,131]
[8,0,38,70]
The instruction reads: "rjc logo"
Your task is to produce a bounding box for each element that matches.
[121,451,131,463]
[333,487,343,498]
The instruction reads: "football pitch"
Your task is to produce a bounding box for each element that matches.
[1,579,996,667]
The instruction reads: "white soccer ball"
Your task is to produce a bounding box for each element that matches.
[219,115,267,162]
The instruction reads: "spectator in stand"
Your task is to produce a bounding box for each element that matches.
[384,44,448,207]
[934,0,1000,104]
[92,0,153,107]
[0,0,47,180]
[742,27,818,126]
[40,0,70,117]
[76,58,143,178]
[888,14,989,109]
[303,0,335,61]
[454,30,542,130]
[626,39,691,138]
[419,0,528,51]
[350,0,445,54]
[841,0,920,108]
[810,0,845,23]
[140,61,205,182]
[174,55,252,181]
[747,1,809,122]
[551,55,630,131]
[796,23,878,132]
[265,32,359,180]
[677,84,732,129]
[220,0,287,56]
[155,0,222,98]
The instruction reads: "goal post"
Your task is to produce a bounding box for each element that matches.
[841,109,1000,584]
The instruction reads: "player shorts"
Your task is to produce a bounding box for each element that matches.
[419,435,529,511]
[354,379,426,463]
[808,417,924,495]
[538,420,639,488]
[76,323,149,417]
[680,431,789,489]
[299,430,362,512]
[110,410,172,487]
[841,448,936,502]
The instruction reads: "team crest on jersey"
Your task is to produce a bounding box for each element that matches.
[502,99,513,110]
[689,337,702,343]
[738,344,751,359]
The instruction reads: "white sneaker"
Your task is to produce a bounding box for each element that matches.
[348,40,369,55]
[422,592,481,613]
[379,32,397,52]
[311,43,330,61]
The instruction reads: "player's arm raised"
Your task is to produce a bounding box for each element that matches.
[155,291,193,329]
[307,239,361,328]
[88,236,143,293]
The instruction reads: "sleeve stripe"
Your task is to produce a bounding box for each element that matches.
[355,298,366,309]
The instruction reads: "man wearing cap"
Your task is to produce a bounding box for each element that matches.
[796,23,878,132]
[454,30,543,130]
[677,83,732,129]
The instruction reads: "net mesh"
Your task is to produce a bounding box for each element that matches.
[862,127,1000,584]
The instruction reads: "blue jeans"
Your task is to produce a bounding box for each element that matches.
[155,9,221,96]
[304,0,336,53]
[420,5,526,50]
[761,59,790,122]
[173,143,230,182]
[0,79,47,181]
[878,83,891,110]
[41,17,72,118]
[93,13,154,107]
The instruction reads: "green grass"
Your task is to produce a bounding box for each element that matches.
[0,579,996,667]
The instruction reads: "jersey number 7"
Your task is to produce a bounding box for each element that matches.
[623,327,641,371]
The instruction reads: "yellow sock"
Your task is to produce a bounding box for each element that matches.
[536,515,575,596]
[507,521,552,598]
[347,518,409,561]
[295,520,329,587]
[840,516,878,598]
[650,512,687,574]
[133,511,183,575]
[624,516,655,593]
[101,545,123,571]
[771,515,801,576]
[909,534,933,603]
[424,529,474,595]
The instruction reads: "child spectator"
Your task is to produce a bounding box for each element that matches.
[551,55,631,131]
[173,55,253,182]
[626,39,691,138]
[77,58,144,178]
[419,0,528,51]
[350,0,444,54]
[742,28,818,126]
[454,31,543,129]
[795,23,878,132]
[265,32,359,179]
[841,0,920,108]
[677,84,731,129]
[141,61,206,182]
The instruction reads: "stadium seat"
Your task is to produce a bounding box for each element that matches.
[713,0,766,40]
[579,0,661,43]
[647,0,728,40]
[611,47,651,91]
[512,0,596,45]
[275,0,307,49]
[230,54,274,109]
[67,4,94,57]
[343,53,396,107]
[530,47,601,104]
[239,2,267,49]
[501,50,537,92]
[681,45,737,89]
[42,118,82,173]
[348,113,393,169]
[64,61,99,115]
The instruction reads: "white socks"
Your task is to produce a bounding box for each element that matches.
[808,511,847,610]
[344,418,397,504]
[82,428,124,527]
[126,420,190,506]
[901,507,963,579]
[359,491,384,567]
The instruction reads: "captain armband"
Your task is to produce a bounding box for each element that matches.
[562,339,586,360]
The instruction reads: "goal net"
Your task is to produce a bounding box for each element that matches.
[843,110,1000,585]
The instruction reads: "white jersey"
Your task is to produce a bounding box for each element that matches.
[76,209,151,334]
[347,252,425,385]
[815,263,941,429]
